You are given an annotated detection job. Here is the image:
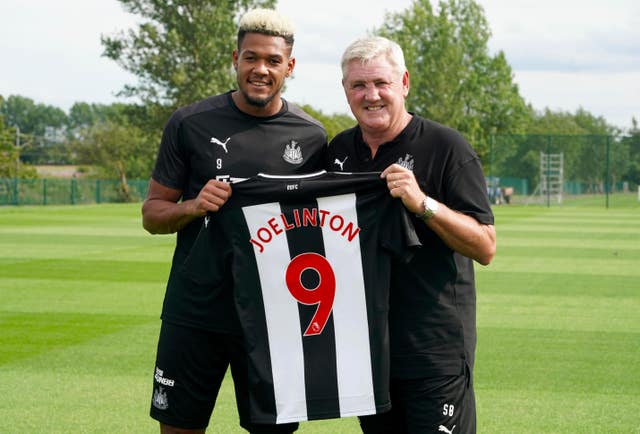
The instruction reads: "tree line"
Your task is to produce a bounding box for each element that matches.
[1,0,639,196]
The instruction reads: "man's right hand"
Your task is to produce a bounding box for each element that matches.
[142,179,232,234]
[190,179,233,216]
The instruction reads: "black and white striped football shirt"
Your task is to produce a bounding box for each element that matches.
[186,171,420,424]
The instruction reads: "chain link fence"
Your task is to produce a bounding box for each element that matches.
[0,178,149,205]
[486,134,636,207]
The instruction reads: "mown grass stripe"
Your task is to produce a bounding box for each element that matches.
[477,271,639,296]
[492,245,640,257]
[0,258,170,282]
[485,256,640,276]
[478,293,640,332]
[476,327,639,395]
[0,312,154,365]
[495,237,640,249]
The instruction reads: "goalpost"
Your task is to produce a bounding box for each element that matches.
[527,152,564,206]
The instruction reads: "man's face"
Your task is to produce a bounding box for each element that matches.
[342,56,409,133]
[233,33,295,114]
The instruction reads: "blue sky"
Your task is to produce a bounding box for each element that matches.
[1,0,638,129]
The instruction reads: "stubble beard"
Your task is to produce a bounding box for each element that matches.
[239,78,285,108]
[241,90,275,108]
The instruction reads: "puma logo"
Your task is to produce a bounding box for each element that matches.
[210,136,230,153]
[333,156,348,171]
[438,425,456,434]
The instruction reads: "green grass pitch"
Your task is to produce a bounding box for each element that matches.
[1,196,638,433]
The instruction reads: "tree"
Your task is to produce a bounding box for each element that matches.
[66,102,136,135]
[0,110,18,178]
[0,107,37,179]
[524,107,617,136]
[299,105,355,142]
[375,0,529,159]
[102,0,275,130]
[621,117,640,189]
[0,95,71,165]
[68,102,117,132]
[493,107,626,194]
[0,95,67,136]
[73,121,156,201]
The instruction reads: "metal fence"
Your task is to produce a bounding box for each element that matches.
[487,134,635,207]
[0,178,149,206]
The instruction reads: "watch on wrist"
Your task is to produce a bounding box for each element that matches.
[416,196,439,220]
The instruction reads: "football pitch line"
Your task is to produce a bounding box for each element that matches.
[0,201,638,433]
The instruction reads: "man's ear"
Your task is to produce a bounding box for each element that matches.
[232,50,239,71]
[402,70,410,97]
[286,57,296,77]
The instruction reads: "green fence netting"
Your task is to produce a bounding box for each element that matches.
[0,178,149,205]
[486,134,635,207]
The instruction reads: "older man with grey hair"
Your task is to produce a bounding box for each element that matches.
[327,36,496,434]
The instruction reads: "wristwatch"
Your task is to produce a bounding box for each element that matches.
[416,196,439,220]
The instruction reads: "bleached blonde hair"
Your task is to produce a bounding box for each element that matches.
[341,36,407,79]
[238,8,295,49]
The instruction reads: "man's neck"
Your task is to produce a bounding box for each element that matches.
[362,112,412,158]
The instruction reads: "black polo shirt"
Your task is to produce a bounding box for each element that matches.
[327,115,494,378]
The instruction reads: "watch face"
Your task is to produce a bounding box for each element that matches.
[416,197,434,220]
[416,196,438,220]
[426,197,439,213]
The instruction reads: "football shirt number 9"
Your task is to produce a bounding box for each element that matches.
[285,252,336,336]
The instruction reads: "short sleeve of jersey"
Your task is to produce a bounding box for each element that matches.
[446,156,494,225]
[152,109,188,191]
[438,128,494,226]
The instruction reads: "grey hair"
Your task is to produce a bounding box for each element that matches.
[238,8,295,49]
[341,36,407,79]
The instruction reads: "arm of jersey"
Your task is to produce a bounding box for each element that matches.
[141,178,232,234]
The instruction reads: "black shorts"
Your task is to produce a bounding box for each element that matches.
[359,369,475,434]
[149,322,298,433]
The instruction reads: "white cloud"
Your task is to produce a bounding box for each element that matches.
[0,0,138,109]
[483,0,640,73]
[479,0,640,126]
[516,70,639,126]
[0,0,638,129]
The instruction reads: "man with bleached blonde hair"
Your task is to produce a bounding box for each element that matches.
[144,8,326,434]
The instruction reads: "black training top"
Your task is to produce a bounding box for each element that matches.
[152,91,327,333]
[327,115,494,378]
